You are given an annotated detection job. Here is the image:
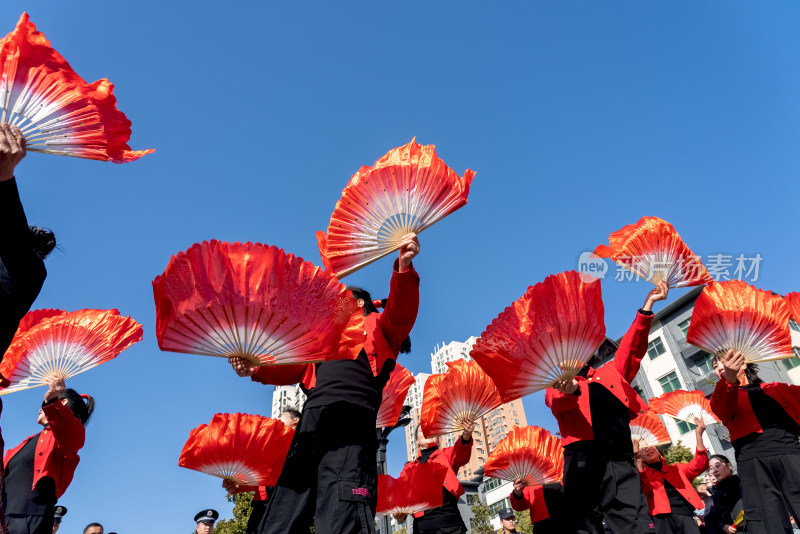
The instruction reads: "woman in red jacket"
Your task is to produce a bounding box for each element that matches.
[2,376,93,534]
[635,417,709,534]
[544,282,669,534]
[392,420,474,534]
[710,349,800,534]
[509,479,564,534]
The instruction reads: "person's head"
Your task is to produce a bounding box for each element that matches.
[53,505,67,533]
[713,352,762,385]
[415,424,440,450]
[280,408,301,430]
[498,508,517,531]
[38,389,95,427]
[347,287,411,353]
[83,523,103,534]
[709,454,733,482]
[195,509,218,534]
[696,482,710,498]
[638,445,661,465]
[29,226,56,260]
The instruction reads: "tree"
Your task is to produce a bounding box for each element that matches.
[212,492,253,534]
[514,509,533,534]
[664,440,694,465]
[470,503,495,534]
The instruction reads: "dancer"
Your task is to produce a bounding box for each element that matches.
[229,234,420,534]
[710,350,799,533]
[635,417,709,534]
[545,281,669,534]
[2,377,94,534]
[509,479,565,534]
[392,422,474,534]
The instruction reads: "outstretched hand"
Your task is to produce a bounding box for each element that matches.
[553,378,579,395]
[228,356,255,377]
[461,418,475,441]
[694,416,706,435]
[720,350,745,385]
[0,124,26,183]
[642,281,669,312]
[43,376,65,403]
[222,479,240,494]
[512,478,527,497]
[398,233,420,272]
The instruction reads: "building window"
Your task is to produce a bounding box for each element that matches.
[678,318,691,339]
[676,420,696,434]
[658,371,681,393]
[648,338,667,359]
[782,348,800,370]
[694,353,714,374]
[790,320,800,333]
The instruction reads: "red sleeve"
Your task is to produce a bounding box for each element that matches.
[42,401,85,454]
[251,364,310,386]
[510,486,537,512]
[681,448,709,481]
[639,469,653,498]
[710,377,739,425]
[376,260,420,351]
[786,384,800,403]
[614,311,654,382]
[545,386,580,416]
[442,437,473,471]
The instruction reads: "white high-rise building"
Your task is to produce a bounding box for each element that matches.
[403,372,430,460]
[430,336,478,374]
[271,384,306,418]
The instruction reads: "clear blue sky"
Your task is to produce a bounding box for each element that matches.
[1,1,799,532]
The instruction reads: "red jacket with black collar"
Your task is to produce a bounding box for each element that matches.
[710,378,800,441]
[3,400,85,499]
[639,448,708,515]
[408,437,473,518]
[509,484,550,523]
[544,311,653,446]
[250,260,419,390]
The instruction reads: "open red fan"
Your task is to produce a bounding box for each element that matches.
[687,281,793,363]
[594,217,712,288]
[153,241,366,366]
[0,308,142,394]
[630,411,671,448]
[377,461,448,516]
[179,413,293,487]
[316,138,475,278]
[419,373,444,438]
[484,426,563,486]
[648,389,719,426]
[470,271,606,402]
[420,359,502,437]
[0,13,153,163]
[376,364,414,428]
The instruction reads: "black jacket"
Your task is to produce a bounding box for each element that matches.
[705,476,742,534]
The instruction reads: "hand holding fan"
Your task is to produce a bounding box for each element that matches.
[484,426,563,486]
[420,359,502,437]
[376,364,414,428]
[377,461,448,516]
[179,413,293,487]
[0,13,153,162]
[630,411,671,448]
[648,389,719,426]
[594,217,712,288]
[153,241,366,366]
[687,281,793,363]
[0,308,142,394]
[317,138,475,278]
[470,271,606,402]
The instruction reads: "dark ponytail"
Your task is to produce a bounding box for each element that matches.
[28,226,56,260]
[348,287,411,353]
[58,388,94,425]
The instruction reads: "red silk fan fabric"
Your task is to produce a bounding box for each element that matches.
[317,138,475,278]
[648,389,720,425]
[376,364,414,428]
[786,292,800,325]
[593,217,712,288]
[0,308,142,394]
[178,413,293,487]
[420,373,444,437]
[484,426,563,486]
[0,14,153,163]
[420,359,502,437]
[376,461,448,515]
[470,271,606,402]
[687,281,793,363]
[153,241,366,366]
[630,411,671,447]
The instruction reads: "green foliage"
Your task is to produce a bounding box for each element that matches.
[213,492,253,534]
[395,527,407,534]
[470,503,494,534]
[513,509,533,534]
[664,440,694,465]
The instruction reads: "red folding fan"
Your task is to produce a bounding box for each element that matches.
[153,241,367,366]
[786,292,800,325]
[0,308,142,394]
[316,138,475,278]
[648,389,719,426]
[687,281,793,363]
[0,14,153,163]
[484,426,564,486]
[420,359,503,437]
[377,461,448,516]
[376,364,414,428]
[594,217,712,288]
[179,413,294,487]
[630,411,671,448]
[419,373,444,438]
[470,271,606,402]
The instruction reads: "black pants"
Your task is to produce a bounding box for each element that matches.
[653,514,700,534]
[257,403,378,534]
[737,453,800,534]
[248,500,268,534]
[413,526,465,534]
[6,514,52,534]
[563,446,650,534]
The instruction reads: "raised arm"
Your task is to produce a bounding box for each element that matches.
[682,418,709,480]
[614,282,666,381]
[377,234,420,351]
[42,378,85,454]
[709,351,744,425]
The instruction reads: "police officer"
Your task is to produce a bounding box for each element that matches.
[195,509,218,534]
[51,506,66,534]
[497,508,527,534]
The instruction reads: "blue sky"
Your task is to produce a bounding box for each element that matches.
[1,1,799,532]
